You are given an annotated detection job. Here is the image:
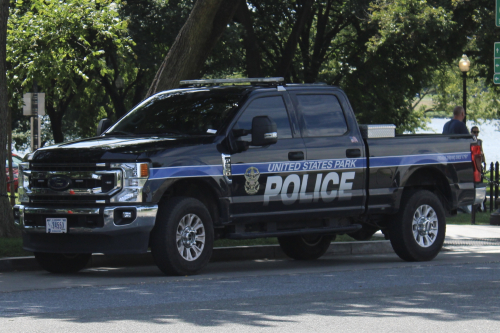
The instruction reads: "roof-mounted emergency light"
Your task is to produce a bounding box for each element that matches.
[179,77,285,87]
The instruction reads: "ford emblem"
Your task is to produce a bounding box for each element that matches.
[47,176,72,191]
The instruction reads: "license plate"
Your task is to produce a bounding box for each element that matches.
[46,218,67,233]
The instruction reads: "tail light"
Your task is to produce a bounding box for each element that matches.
[470,144,482,183]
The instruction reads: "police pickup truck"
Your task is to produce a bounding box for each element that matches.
[14,77,486,275]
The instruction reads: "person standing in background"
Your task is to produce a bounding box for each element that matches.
[471,126,486,164]
[471,126,486,212]
[442,106,469,134]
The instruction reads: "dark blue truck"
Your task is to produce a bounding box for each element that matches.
[14,77,486,275]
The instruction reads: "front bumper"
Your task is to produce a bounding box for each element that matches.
[14,204,158,254]
[475,183,487,205]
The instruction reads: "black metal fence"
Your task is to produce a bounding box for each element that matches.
[486,162,499,213]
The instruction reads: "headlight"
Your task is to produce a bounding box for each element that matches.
[110,163,149,203]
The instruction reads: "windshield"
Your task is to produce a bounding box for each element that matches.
[106,89,244,136]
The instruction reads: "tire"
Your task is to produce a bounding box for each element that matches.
[34,252,91,273]
[389,190,446,262]
[348,226,378,241]
[278,234,334,260]
[151,197,214,276]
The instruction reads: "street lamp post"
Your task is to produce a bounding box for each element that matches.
[458,54,470,123]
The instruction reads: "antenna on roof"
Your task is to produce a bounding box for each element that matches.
[179,77,285,87]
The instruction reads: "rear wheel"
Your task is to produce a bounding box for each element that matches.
[151,197,214,276]
[278,234,334,260]
[34,252,91,273]
[389,190,446,262]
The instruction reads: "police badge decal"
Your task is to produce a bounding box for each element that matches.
[244,167,260,195]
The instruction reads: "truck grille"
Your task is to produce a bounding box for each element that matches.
[25,163,122,203]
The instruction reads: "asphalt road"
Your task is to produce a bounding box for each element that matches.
[1,247,500,332]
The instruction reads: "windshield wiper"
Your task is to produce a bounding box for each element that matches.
[104,131,134,136]
[135,130,184,136]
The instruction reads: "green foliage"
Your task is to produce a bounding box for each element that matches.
[7,0,136,144]
[345,0,458,132]
[6,0,500,149]
[0,237,32,258]
[8,0,133,101]
[430,64,500,122]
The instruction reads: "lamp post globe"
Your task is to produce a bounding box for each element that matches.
[459,54,470,123]
[459,54,470,73]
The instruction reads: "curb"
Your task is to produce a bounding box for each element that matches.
[0,241,393,273]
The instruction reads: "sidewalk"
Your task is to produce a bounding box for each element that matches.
[1,224,499,272]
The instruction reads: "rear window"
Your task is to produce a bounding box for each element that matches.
[296,94,348,137]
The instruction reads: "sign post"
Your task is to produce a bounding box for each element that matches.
[494,43,500,84]
[497,0,500,27]
[22,82,45,151]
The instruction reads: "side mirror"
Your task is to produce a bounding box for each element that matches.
[251,116,278,146]
[96,118,112,136]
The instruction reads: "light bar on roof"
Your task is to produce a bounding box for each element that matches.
[180,77,285,86]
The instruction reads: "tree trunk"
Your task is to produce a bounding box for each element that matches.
[274,0,314,79]
[101,78,127,119]
[49,111,65,144]
[146,0,240,97]
[234,0,263,77]
[0,0,20,238]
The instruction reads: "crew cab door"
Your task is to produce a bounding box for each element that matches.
[289,91,366,217]
[228,93,307,221]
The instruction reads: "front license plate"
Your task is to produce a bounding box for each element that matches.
[46,218,67,233]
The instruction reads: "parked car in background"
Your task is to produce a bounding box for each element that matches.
[6,153,23,192]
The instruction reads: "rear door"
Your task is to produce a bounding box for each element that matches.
[289,90,366,217]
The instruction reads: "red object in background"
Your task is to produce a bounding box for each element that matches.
[6,153,23,193]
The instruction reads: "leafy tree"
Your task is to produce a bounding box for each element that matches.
[7,0,136,142]
[146,0,240,95]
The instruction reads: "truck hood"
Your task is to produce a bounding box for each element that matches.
[31,135,216,164]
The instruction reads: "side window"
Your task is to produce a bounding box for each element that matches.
[235,96,293,141]
[296,94,348,137]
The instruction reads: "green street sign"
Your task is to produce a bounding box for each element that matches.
[497,0,500,26]
[494,74,500,84]
[495,43,500,83]
[495,59,500,74]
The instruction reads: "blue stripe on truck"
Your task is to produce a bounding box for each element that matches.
[148,152,471,180]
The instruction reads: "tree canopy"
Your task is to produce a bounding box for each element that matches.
[6,0,500,145]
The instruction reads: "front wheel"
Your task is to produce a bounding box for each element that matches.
[151,197,214,276]
[34,252,91,273]
[278,234,334,260]
[389,190,446,262]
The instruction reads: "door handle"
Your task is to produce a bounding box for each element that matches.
[346,149,361,158]
[288,151,304,161]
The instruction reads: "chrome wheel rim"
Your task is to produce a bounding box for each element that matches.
[176,214,205,261]
[412,204,438,248]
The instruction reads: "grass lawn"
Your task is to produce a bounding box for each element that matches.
[0,237,31,258]
[447,211,491,225]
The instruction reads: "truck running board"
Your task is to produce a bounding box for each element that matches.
[226,224,362,240]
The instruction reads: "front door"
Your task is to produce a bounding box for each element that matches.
[229,93,307,221]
